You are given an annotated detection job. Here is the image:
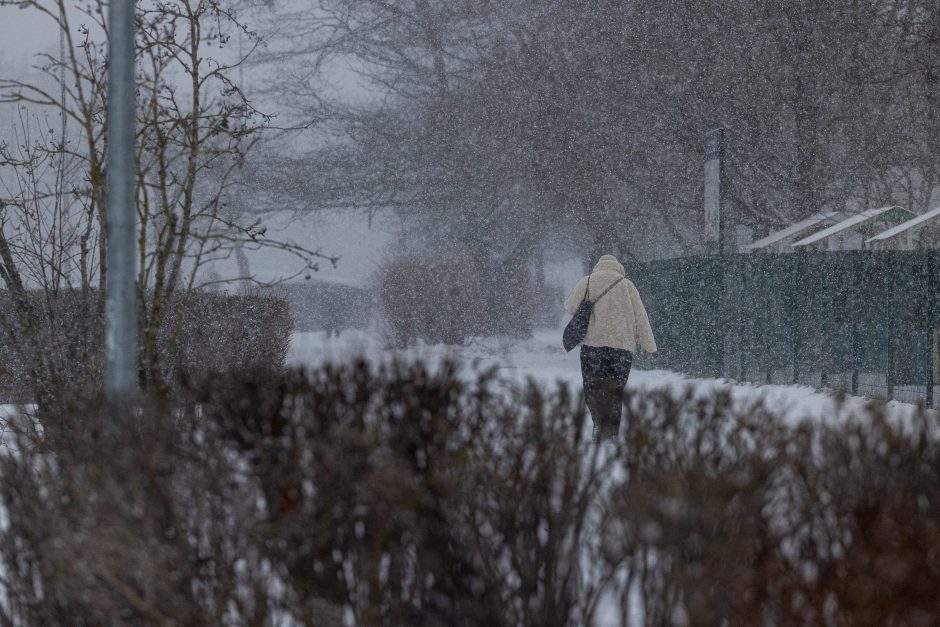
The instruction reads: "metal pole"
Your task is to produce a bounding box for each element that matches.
[925,250,935,408]
[704,129,728,377]
[104,0,137,398]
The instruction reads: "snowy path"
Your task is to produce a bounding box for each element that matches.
[289,327,922,425]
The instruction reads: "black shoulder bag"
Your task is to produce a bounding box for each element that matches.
[562,276,625,352]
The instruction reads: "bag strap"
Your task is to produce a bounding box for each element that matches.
[591,276,625,305]
[584,275,591,301]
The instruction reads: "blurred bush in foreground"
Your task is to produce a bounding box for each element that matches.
[0,362,938,626]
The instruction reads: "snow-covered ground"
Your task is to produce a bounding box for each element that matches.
[289,327,923,425]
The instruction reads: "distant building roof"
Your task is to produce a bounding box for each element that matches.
[866,207,940,243]
[744,211,841,251]
[791,206,914,248]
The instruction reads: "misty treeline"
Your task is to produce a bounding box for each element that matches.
[2,361,940,625]
[228,0,940,342]
[0,0,333,401]
[2,0,939,391]
[258,0,940,259]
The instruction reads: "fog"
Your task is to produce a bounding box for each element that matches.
[1,2,940,624]
[0,0,938,367]
[0,0,937,369]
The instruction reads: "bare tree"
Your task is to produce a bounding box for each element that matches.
[0,110,100,403]
[260,0,940,258]
[0,0,334,397]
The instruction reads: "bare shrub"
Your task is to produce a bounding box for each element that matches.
[0,289,102,404]
[0,398,272,625]
[376,252,541,347]
[157,289,293,391]
[2,364,940,626]
[0,289,292,403]
[0,361,620,626]
[376,255,486,346]
[274,281,371,333]
[487,261,538,339]
[196,363,619,626]
[611,392,940,626]
[0,2,328,407]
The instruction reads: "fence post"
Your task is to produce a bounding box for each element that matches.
[791,253,802,385]
[721,251,740,381]
[718,251,734,379]
[927,250,936,408]
[819,255,828,389]
[851,252,861,395]
[764,255,774,384]
[884,254,895,401]
[738,254,747,381]
[721,251,736,380]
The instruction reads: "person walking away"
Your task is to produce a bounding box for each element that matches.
[564,255,657,440]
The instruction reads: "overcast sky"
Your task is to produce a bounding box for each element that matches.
[0,2,391,283]
[1,7,61,73]
[0,1,373,126]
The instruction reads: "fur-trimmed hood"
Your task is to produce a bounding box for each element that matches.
[591,257,626,277]
[564,256,656,353]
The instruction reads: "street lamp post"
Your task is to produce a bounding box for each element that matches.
[104,0,138,398]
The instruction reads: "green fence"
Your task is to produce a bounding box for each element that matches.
[631,251,940,405]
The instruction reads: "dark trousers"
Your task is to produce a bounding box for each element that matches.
[580,346,633,440]
[585,378,627,440]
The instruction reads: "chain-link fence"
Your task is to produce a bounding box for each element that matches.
[631,250,940,405]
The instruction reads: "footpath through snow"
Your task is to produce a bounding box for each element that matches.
[289,327,923,425]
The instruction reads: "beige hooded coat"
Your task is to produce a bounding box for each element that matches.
[564,257,657,353]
